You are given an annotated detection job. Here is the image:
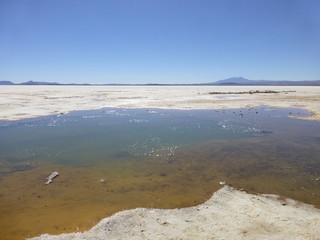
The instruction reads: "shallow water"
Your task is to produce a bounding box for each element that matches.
[0,107,319,240]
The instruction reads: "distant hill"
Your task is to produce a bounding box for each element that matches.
[214,77,254,85]
[212,77,320,86]
[0,81,14,85]
[21,81,61,85]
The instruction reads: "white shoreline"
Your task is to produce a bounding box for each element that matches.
[28,186,320,240]
[1,85,320,121]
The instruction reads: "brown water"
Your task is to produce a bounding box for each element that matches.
[0,107,319,240]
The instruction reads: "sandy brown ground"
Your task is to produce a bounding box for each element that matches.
[1,85,320,239]
[0,85,319,121]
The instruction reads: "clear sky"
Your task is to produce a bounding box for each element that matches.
[1,0,320,84]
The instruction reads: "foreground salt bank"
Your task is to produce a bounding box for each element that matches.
[29,186,320,240]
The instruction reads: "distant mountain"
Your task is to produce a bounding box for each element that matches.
[0,81,14,85]
[212,77,320,86]
[214,77,254,85]
[20,81,61,85]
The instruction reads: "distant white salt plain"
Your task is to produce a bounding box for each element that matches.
[0,85,319,121]
[29,186,320,240]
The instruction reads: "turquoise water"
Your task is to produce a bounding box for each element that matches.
[0,107,319,186]
[0,107,268,168]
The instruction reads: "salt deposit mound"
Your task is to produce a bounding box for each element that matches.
[29,186,320,240]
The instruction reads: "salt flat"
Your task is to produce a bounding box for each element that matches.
[1,85,320,240]
[0,85,319,121]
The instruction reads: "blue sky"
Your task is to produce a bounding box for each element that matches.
[1,0,320,84]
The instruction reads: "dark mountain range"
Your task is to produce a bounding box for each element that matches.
[212,77,320,86]
[21,81,61,85]
[0,81,14,85]
[1,78,320,86]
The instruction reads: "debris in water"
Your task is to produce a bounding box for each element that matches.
[45,171,59,185]
[100,179,107,183]
[147,110,157,114]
